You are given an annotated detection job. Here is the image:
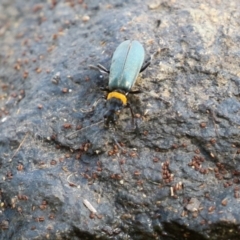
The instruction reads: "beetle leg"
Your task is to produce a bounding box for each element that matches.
[100,86,110,92]
[140,60,151,73]
[127,103,135,126]
[140,56,151,73]
[129,89,142,94]
[96,64,110,74]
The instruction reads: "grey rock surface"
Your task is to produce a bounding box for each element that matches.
[1,0,240,239]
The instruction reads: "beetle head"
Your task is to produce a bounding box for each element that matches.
[104,98,124,126]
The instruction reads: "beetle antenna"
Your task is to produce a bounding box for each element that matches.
[110,131,125,152]
[66,120,104,139]
[79,97,105,113]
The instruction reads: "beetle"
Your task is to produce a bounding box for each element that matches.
[97,40,150,126]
